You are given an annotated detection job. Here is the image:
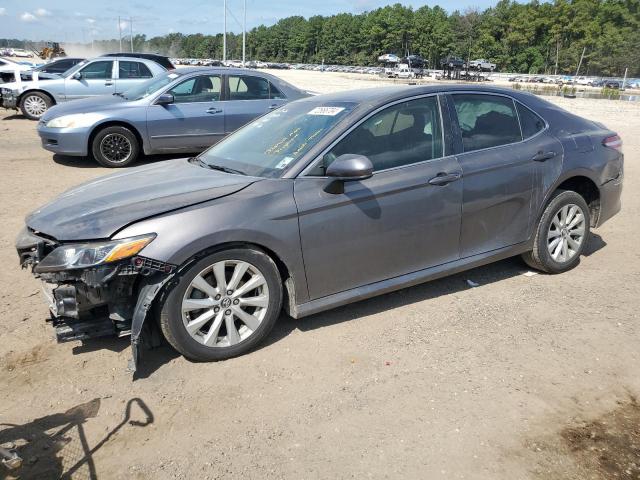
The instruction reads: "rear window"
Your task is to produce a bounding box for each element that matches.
[452,94,522,152]
[119,61,153,79]
[517,103,545,139]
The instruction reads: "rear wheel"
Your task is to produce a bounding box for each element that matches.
[20,91,52,120]
[523,190,590,273]
[91,125,140,168]
[160,248,283,362]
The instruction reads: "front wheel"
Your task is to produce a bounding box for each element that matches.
[20,91,53,120]
[522,190,591,273]
[91,125,140,167]
[159,248,283,362]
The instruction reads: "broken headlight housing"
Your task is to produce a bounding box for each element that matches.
[34,234,156,273]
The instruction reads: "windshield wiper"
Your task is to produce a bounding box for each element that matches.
[190,157,246,175]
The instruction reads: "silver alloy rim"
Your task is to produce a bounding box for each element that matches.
[181,260,269,347]
[23,95,48,117]
[100,133,132,163]
[547,203,586,263]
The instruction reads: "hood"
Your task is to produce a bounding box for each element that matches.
[41,95,128,122]
[26,158,257,241]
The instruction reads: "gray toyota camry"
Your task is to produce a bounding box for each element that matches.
[17,85,623,371]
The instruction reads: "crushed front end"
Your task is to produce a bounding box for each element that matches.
[16,228,176,370]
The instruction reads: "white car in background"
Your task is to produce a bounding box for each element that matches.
[467,59,496,71]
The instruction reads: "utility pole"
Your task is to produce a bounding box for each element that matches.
[574,46,586,77]
[242,0,246,66]
[223,0,227,63]
[118,16,122,52]
[554,38,559,75]
[622,67,628,90]
[130,17,134,52]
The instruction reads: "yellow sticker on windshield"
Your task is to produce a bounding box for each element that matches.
[307,106,345,116]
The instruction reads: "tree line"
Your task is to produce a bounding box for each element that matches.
[4,0,640,76]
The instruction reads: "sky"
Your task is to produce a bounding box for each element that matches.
[0,0,501,43]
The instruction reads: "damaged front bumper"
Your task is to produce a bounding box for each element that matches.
[16,228,177,372]
[1,89,18,109]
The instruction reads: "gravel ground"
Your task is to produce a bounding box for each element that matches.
[0,71,639,480]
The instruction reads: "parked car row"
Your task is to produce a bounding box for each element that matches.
[508,74,637,89]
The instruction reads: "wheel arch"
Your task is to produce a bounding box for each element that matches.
[539,170,601,228]
[168,240,298,317]
[88,120,145,156]
[18,89,56,106]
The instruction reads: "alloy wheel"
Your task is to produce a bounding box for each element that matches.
[181,260,269,347]
[99,133,132,164]
[547,203,586,263]
[23,95,48,117]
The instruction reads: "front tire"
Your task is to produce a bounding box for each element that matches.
[523,190,590,273]
[159,248,283,362]
[20,91,53,120]
[91,125,140,167]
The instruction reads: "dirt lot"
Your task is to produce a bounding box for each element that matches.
[1,72,639,480]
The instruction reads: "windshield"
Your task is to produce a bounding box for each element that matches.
[198,101,356,178]
[122,72,182,100]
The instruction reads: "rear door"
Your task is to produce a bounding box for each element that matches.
[63,60,115,100]
[114,60,154,94]
[146,73,225,152]
[448,93,561,257]
[223,74,284,133]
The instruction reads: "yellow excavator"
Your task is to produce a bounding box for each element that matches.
[35,42,66,60]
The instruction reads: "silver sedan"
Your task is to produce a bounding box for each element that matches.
[36,67,309,167]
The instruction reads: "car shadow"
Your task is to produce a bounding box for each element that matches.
[263,235,604,347]
[0,113,25,121]
[0,397,153,479]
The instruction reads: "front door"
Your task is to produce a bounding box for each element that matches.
[146,74,225,152]
[294,96,463,300]
[64,60,115,100]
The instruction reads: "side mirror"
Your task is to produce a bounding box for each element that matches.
[72,72,82,80]
[324,154,373,194]
[156,93,174,105]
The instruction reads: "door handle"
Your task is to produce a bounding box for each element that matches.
[206,108,223,114]
[268,104,279,110]
[532,150,557,162]
[428,172,462,186]
[104,81,113,86]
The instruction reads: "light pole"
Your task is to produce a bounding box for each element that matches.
[223,0,227,63]
[118,16,122,52]
[242,0,246,66]
[130,17,134,52]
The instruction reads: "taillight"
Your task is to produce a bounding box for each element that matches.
[603,134,622,152]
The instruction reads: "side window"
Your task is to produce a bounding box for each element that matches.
[79,60,114,80]
[119,61,152,79]
[312,96,443,174]
[269,82,286,99]
[228,75,270,100]
[168,75,221,103]
[452,94,522,152]
[516,103,545,139]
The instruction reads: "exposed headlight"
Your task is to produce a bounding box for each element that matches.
[45,113,104,129]
[35,234,156,273]
[1,88,13,95]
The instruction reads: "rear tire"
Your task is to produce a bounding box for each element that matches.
[159,248,283,362]
[20,91,53,120]
[91,125,140,168]
[522,190,591,273]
